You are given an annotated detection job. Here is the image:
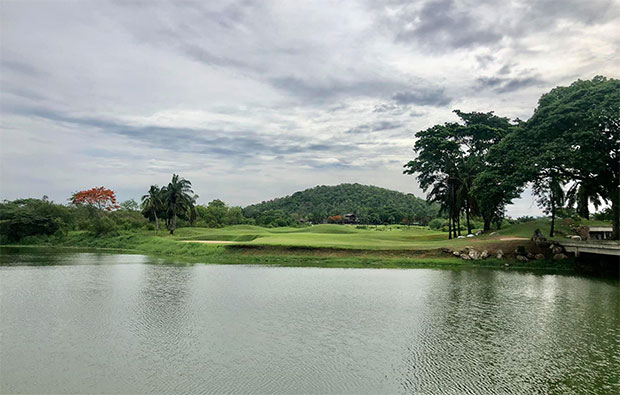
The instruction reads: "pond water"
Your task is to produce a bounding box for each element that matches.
[0,249,618,394]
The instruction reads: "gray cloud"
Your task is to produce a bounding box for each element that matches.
[0,0,617,213]
[392,88,452,106]
[346,121,403,134]
[9,104,361,162]
[375,0,619,52]
[377,0,503,50]
[269,76,403,103]
[476,75,545,93]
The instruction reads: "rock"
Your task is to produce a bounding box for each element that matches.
[552,246,564,254]
[475,230,483,236]
[527,252,535,260]
[516,255,528,262]
[457,235,466,239]
[531,228,547,245]
[466,234,475,238]
[553,253,568,260]
[465,246,474,251]
[468,249,481,260]
[535,253,545,260]
[480,250,489,259]
[442,248,452,253]
[460,253,471,260]
[490,232,499,236]
[570,235,582,241]
[575,226,590,241]
[514,246,527,255]
[496,249,504,259]
[453,251,460,257]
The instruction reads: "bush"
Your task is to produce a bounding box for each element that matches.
[88,215,118,236]
[0,199,71,242]
[428,218,444,230]
[593,208,614,221]
[109,210,148,230]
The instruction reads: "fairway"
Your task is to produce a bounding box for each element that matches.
[172,224,518,250]
[170,218,613,251]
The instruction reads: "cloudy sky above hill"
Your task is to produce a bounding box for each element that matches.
[1,0,619,215]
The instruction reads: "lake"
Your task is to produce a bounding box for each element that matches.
[0,248,618,394]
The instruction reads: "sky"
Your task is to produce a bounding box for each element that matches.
[1,0,619,217]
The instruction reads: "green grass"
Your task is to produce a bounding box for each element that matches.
[4,219,604,273]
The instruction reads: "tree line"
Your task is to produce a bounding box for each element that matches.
[405,76,619,239]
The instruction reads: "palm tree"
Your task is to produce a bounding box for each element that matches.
[566,180,605,220]
[141,185,163,232]
[161,174,196,235]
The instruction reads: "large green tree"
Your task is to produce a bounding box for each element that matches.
[522,76,619,239]
[405,111,521,235]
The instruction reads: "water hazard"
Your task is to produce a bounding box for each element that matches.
[1,249,618,394]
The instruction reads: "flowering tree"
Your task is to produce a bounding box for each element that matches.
[71,187,120,211]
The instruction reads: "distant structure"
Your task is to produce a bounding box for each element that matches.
[344,213,356,224]
[589,226,613,240]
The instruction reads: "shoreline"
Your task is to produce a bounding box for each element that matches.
[0,242,579,274]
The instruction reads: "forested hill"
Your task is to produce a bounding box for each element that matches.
[243,183,438,224]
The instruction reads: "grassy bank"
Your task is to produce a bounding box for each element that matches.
[1,221,584,272]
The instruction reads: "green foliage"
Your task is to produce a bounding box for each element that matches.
[243,183,438,225]
[593,208,614,222]
[428,218,444,230]
[195,201,247,228]
[201,199,228,227]
[119,199,140,211]
[0,198,71,242]
[160,174,197,234]
[519,76,620,238]
[255,209,295,227]
[405,110,521,236]
[141,185,165,232]
[88,215,118,236]
[226,206,244,225]
[108,210,148,230]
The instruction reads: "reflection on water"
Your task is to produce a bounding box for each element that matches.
[0,250,618,394]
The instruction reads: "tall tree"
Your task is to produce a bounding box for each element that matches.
[405,111,520,235]
[141,185,164,232]
[523,76,619,239]
[566,179,605,220]
[161,174,196,235]
[533,175,565,237]
[404,123,461,239]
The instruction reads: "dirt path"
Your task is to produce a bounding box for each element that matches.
[498,237,528,241]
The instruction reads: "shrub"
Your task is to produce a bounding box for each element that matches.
[428,218,444,230]
[88,215,118,236]
[0,199,71,242]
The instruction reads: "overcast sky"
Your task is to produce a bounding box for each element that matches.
[1,0,619,216]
